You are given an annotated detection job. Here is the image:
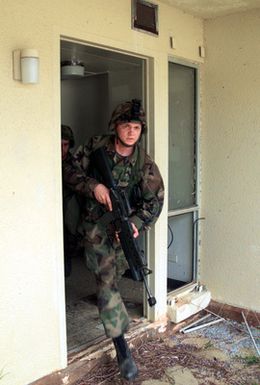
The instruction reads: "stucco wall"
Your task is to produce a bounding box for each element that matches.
[0,1,203,385]
[200,10,260,311]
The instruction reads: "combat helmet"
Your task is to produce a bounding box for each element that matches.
[109,99,147,135]
[61,124,75,148]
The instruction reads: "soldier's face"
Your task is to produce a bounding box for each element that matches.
[116,122,142,147]
[62,139,70,160]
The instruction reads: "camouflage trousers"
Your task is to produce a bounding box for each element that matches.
[83,221,129,338]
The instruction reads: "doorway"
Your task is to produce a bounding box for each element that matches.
[60,40,146,354]
[167,60,199,292]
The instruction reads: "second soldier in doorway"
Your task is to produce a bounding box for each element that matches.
[74,99,164,381]
[61,125,86,277]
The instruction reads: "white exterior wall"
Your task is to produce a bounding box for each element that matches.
[200,10,260,311]
[0,1,203,385]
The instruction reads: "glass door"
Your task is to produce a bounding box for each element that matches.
[168,61,199,291]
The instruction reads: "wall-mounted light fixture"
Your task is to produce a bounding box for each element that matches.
[13,49,39,84]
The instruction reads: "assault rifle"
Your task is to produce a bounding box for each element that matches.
[91,146,156,307]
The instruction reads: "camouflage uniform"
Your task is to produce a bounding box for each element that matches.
[61,125,86,277]
[74,132,164,338]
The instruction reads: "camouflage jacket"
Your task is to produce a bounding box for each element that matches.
[62,152,87,234]
[62,152,93,199]
[73,135,164,231]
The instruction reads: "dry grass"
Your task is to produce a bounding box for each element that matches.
[74,332,260,385]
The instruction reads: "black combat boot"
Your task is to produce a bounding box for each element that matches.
[112,335,138,381]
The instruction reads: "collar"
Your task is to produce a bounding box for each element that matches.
[106,136,139,167]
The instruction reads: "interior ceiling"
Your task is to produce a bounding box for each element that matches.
[159,0,260,18]
[61,40,143,76]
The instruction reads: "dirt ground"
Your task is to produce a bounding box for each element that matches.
[74,313,260,385]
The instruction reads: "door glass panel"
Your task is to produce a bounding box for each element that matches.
[167,213,193,289]
[168,63,196,211]
[168,61,198,291]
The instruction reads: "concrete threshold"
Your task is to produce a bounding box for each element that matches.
[29,317,169,385]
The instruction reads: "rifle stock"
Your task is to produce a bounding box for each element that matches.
[91,147,156,307]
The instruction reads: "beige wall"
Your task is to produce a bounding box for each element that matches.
[200,10,260,311]
[0,1,203,384]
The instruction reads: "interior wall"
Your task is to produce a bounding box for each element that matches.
[108,68,143,116]
[61,74,109,147]
[61,66,143,148]
[200,10,260,312]
[0,1,203,384]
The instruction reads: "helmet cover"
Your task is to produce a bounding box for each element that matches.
[61,125,75,148]
[109,99,147,134]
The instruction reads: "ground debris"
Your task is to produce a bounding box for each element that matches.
[73,328,260,385]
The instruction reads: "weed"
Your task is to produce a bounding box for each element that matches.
[204,341,214,350]
[0,367,9,382]
[242,355,260,366]
[0,368,6,381]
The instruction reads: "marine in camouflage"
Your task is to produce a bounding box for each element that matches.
[64,100,164,338]
[61,125,85,277]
